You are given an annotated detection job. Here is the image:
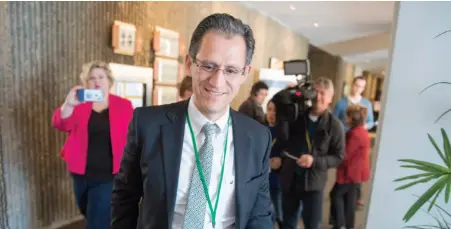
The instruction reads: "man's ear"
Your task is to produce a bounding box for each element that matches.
[241,65,252,84]
[246,65,252,75]
[185,55,192,75]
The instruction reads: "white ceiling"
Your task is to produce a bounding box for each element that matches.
[241,1,396,72]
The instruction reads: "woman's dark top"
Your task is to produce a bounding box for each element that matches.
[76,108,114,181]
[268,125,282,190]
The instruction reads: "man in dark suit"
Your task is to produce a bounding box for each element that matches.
[111,13,273,229]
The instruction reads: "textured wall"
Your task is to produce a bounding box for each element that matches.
[308,45,340,105]
[0,2,11,229]
[0,1,308,229]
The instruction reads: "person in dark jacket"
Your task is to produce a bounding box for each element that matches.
[266,100,283,227]
[330,104,371,229]
[279,77,345,229]
[238,81,268,124]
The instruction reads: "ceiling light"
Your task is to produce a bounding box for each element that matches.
[313,23,319,27]
[289,5,296,10]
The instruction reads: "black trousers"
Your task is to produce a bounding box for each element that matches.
[282,190,323,229]
[356,183,362,201]
[330,183,359,229]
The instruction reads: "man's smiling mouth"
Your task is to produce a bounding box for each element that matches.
[205,87,225,96]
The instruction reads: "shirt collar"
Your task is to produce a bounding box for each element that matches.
[187,96,230,136]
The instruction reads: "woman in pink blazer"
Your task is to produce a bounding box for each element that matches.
[52,61,133,229]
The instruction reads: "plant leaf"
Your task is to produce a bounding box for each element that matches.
[427,184,444,211]
[434,30,451,39]
[419,82,451,95]
[445,175,451,203]
[394,173,437,182]
[406,194,451,229]
[395,174,442,191]
[436,207,451,229]
[435,108,451,123]
[404,225,443,229]
[401,165,444,173]
[435,202,451,219]
[422,192,451,218]
[441,128,451,168]
[399,159,449,173]
[428,133,448,167]
[403,176,448,222]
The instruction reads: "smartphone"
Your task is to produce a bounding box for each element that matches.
[76,88,104,102]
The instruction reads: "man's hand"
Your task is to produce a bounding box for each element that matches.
[270,157,282,170]
[296,154,314,168]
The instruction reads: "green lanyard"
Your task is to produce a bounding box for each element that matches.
[186,113,231,228]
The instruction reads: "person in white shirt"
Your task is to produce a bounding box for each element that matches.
[111,13,273,229]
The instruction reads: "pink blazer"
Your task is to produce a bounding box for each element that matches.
[52,94,134,175]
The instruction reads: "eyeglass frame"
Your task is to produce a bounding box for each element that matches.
[190,56,248,79]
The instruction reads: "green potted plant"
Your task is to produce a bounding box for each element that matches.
[394,128,451,222]
[393,30,451,228]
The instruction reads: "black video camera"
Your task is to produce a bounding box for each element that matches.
[271,59,317,141]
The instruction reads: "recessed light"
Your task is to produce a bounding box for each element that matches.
[290,5,296,10]
[313,23,319,27]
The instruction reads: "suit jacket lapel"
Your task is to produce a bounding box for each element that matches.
[161,100,189,227]
[231,110,253,229]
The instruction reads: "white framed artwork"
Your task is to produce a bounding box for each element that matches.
[112,21,137,56]
[153,26,180,59]
[153,85,178,106]
[109,63,153,108]
[153,57,179,85]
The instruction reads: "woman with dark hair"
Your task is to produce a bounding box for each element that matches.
[330,104,371,229]
[266,100,284,227]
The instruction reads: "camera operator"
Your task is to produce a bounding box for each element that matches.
[279,77,345,229]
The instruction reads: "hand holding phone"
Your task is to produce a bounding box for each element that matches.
[76,88,105,102]
[64,86,84,107]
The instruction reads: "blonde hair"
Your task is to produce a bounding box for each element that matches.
[79,60,114,88]
[314,77,334,95]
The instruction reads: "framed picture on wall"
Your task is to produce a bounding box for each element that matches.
[113,81,146,109]
[153,57,179,85]
[153,85,178,105]
[112,20,137,56]
[153,26,180,59]
[269,57,284,70]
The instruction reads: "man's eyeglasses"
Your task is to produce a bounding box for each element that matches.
[192,57,246,78]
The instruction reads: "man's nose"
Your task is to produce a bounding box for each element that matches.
[209,70,226,87]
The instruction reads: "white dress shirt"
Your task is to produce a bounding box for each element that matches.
[171,98,236,229]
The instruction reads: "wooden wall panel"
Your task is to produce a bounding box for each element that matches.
[0,2,11,229]
[308,45,341,105]
[0,2,309,228]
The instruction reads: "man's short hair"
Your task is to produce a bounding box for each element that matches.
[178,76,193,97]
[314,77,334,95]
[352,76,366,84]
[250,81,269,96]
[188,13,255,65]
